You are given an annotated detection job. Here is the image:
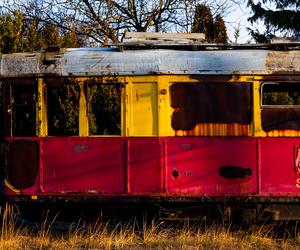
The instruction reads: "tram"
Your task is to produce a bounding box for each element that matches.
[1,33,300,220]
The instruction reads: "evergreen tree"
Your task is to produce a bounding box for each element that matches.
[192,4,228,43]
[0,11,24,53]
[62,26,80,48]
[39,24,61,47]
[248,0,300,42]
[192,4,214,42]
[48,82,80,136]
[23,20,43,52]
[0,10,84,53]
[213,14,228,43]
[0,11,86,136]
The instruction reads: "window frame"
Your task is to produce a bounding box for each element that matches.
[46,77,81,136]
[10,78,38,137]
[87,81,122,136]
[261,81,300,108]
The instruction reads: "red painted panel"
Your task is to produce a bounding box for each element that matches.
[5,138,40,195]
[12,137,300,199]
[5,180,39,195]
[42,138,124,194]
[166,138,257,196]
[129,139,162,193]
[260,138,300,196]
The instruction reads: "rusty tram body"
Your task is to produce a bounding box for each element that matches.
[1,39,300,220]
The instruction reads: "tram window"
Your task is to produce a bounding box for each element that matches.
[11,79,37,136]
[262,82,300,106]
[0,79,3,138]
[261,82,300,131]
[46,78,80,136]
[88,84,121,135]
[170,82,252,131]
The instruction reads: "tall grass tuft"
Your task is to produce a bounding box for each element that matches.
[0,204,298,249]
[0,203,23,249]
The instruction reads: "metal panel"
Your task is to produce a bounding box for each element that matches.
[124,32,205,40]
[265,51,300,72]
[131,83,158,136]
[0,49,275,76]
[7,136,300,199]
[262,108,300,131]
[128,139,162,193]
[170,82,252,128]
[1,53,42,75]
[3,49,300,76]
[62,49,269,76]
[7,140,39,189]
[42,138,124,194]
[166,138,257,196]
[260,138,300,196]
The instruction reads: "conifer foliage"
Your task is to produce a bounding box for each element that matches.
[0,11,82,54]
[192,4,228,43]
[248,0,300,42]
[192,4,214,41]
[214,14,228,43]
[0,11,24,53]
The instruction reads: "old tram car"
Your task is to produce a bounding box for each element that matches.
[1,34,300,220]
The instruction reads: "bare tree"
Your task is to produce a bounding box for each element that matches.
[2,0,243,45]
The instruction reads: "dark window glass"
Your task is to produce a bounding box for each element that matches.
[0,79,3,139]
[170,82,252,131]
[88,84,121,135]
[11,79,37,136]
[261,82,300,131]
[47,78,80,136]
[262,82,300,106]
[7,140,39,189]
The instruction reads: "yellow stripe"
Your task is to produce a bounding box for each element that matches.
[4,179,20,194]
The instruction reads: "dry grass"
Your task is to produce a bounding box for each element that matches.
[0,205,299,249]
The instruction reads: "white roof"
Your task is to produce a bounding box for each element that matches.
[1,47,300,77]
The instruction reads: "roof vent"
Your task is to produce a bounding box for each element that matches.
[45,45,60,52]
[271,36,300,44]
[122,32,206,46]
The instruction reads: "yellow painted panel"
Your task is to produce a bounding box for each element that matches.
[36,78,48,136]
[131,83,158,136]
[157,76,174,136]
[252,77,300,137]
[252,80,262,137]
[265,130,300,137]
[79,82,88,136]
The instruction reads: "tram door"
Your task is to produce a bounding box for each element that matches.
[5,79,39,191]
[131,82,158,136]
[0,79,4,184]
[11,79,37,136]
[129,82,162,194]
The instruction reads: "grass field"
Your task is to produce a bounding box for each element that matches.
[1,204,300,249]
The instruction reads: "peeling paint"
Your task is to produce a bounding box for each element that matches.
[266,51,300,72]
[4,48,300,76]
[72,144,88,153]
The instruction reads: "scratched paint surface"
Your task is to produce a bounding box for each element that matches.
[5,137,300,197]
[42,138,124,194]
[128,139,162,193]
[166,138,257,196]
[3,49,300,76]
[260,138,300,196]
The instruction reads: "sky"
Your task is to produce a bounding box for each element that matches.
[224,1,265,43]
[2,0,264,44]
